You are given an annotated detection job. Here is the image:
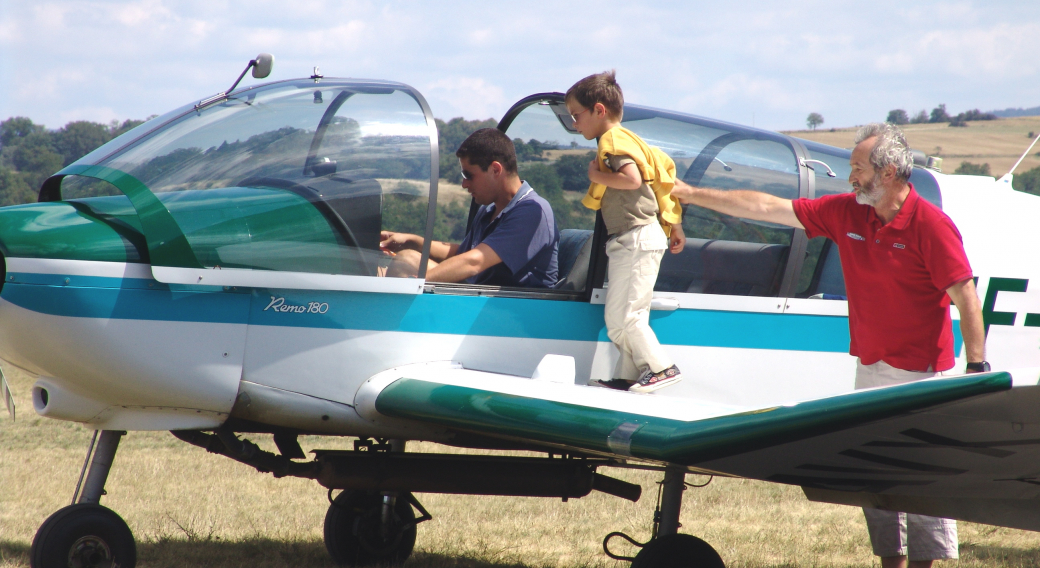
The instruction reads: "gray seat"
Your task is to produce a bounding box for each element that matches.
[555,229,594,291]
[655,237,789,296]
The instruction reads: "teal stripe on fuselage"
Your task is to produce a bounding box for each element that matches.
[3,272,860,352]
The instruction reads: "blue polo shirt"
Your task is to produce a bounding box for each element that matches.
[457,182,559,288]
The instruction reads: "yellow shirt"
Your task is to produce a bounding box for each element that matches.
[581,126,683,236]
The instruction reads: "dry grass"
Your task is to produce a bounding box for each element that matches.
[785,116,1040,177]
[3,363,1040,567]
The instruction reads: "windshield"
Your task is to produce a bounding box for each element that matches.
[58,80,436,278]
[81,83,431,194]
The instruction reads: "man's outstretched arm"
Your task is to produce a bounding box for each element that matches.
[671,180,804,230]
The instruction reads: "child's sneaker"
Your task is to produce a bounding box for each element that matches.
[630,365,682,393]
[589,378,633,391]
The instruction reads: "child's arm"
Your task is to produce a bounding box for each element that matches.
[588,158,642,190]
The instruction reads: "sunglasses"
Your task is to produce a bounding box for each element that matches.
[569,108,589,123]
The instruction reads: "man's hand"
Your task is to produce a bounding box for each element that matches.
[668,222,685,254]
[381,231,457,262]
[380,231,419,253]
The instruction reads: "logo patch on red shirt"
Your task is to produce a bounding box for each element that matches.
[846,232,865,241]
[893,243,906,249]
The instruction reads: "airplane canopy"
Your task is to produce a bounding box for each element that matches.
[39,79,439,290]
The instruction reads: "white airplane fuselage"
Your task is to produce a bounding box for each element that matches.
[2,170,1038,438]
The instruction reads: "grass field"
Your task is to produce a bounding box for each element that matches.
[784,116,1040,177]
[4,365,1040,567]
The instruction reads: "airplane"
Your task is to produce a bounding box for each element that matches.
[3,53,1040,568]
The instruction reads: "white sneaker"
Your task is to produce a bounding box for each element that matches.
[629,365,682,393]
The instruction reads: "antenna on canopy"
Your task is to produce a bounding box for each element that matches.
[195,53,275,111]
[996,130,1040,188]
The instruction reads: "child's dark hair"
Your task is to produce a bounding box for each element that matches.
[566,70,624,119]
[455,128,518,173]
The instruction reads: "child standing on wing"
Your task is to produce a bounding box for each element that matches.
[566,71,686,392]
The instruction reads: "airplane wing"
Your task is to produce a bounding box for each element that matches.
[354,362,1040,531]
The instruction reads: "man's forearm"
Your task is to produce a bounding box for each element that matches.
[426,252,482,282]
[959,306,986,363]
[426,244,500,283]
[671,180,803,229]
[428,240,456,262]
[948,279,986,363]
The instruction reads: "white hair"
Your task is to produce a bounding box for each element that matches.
[855,122,914,181]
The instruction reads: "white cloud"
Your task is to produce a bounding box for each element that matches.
[423,76,507,121]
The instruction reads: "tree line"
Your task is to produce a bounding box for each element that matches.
[886,104,997,127]
[3,114,1037,212]
[0,116,148,206]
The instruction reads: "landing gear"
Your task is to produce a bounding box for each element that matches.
[31,430,137,568]
[31,503,136,568]
[603,466,725,568]
[631,534,725,568]
[323,490,418,566]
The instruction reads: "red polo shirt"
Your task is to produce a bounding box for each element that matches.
[792,186,973,371]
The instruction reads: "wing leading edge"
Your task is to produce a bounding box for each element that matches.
[369,368,1010,465]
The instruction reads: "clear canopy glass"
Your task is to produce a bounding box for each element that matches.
[59,80,435,279]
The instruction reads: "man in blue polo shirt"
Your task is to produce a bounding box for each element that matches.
[381,128,559,287]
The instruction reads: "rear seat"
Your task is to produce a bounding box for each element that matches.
[655,238,789,296]
[555,229,594,291]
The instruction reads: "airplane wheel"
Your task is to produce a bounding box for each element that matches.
[30,503,137,568]
[631,534,725,568]
[323,490,416,566]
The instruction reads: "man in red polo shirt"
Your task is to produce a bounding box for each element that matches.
[671,122,986,568]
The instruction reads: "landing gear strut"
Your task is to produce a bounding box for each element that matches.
[322,439,431,566]
[604,466,725,568]
[31,430,137,568]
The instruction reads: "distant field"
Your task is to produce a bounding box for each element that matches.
[784,116,1040,177]
[4,364,1040,567]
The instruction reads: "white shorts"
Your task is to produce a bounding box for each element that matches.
[855,358,957,560]
[862,508,959,560]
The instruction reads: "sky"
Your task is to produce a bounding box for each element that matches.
[1,0,1039,132]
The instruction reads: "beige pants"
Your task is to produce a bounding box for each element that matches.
[604,223,672,381]
[855,359,958,560]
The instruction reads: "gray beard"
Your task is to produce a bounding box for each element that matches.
[854,173,884,206]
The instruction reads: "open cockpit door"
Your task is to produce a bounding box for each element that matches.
[39,79,441,294]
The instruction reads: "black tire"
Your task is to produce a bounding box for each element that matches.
[323,491,417,566]
[631,534,725,568]
[30,503,136,568]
